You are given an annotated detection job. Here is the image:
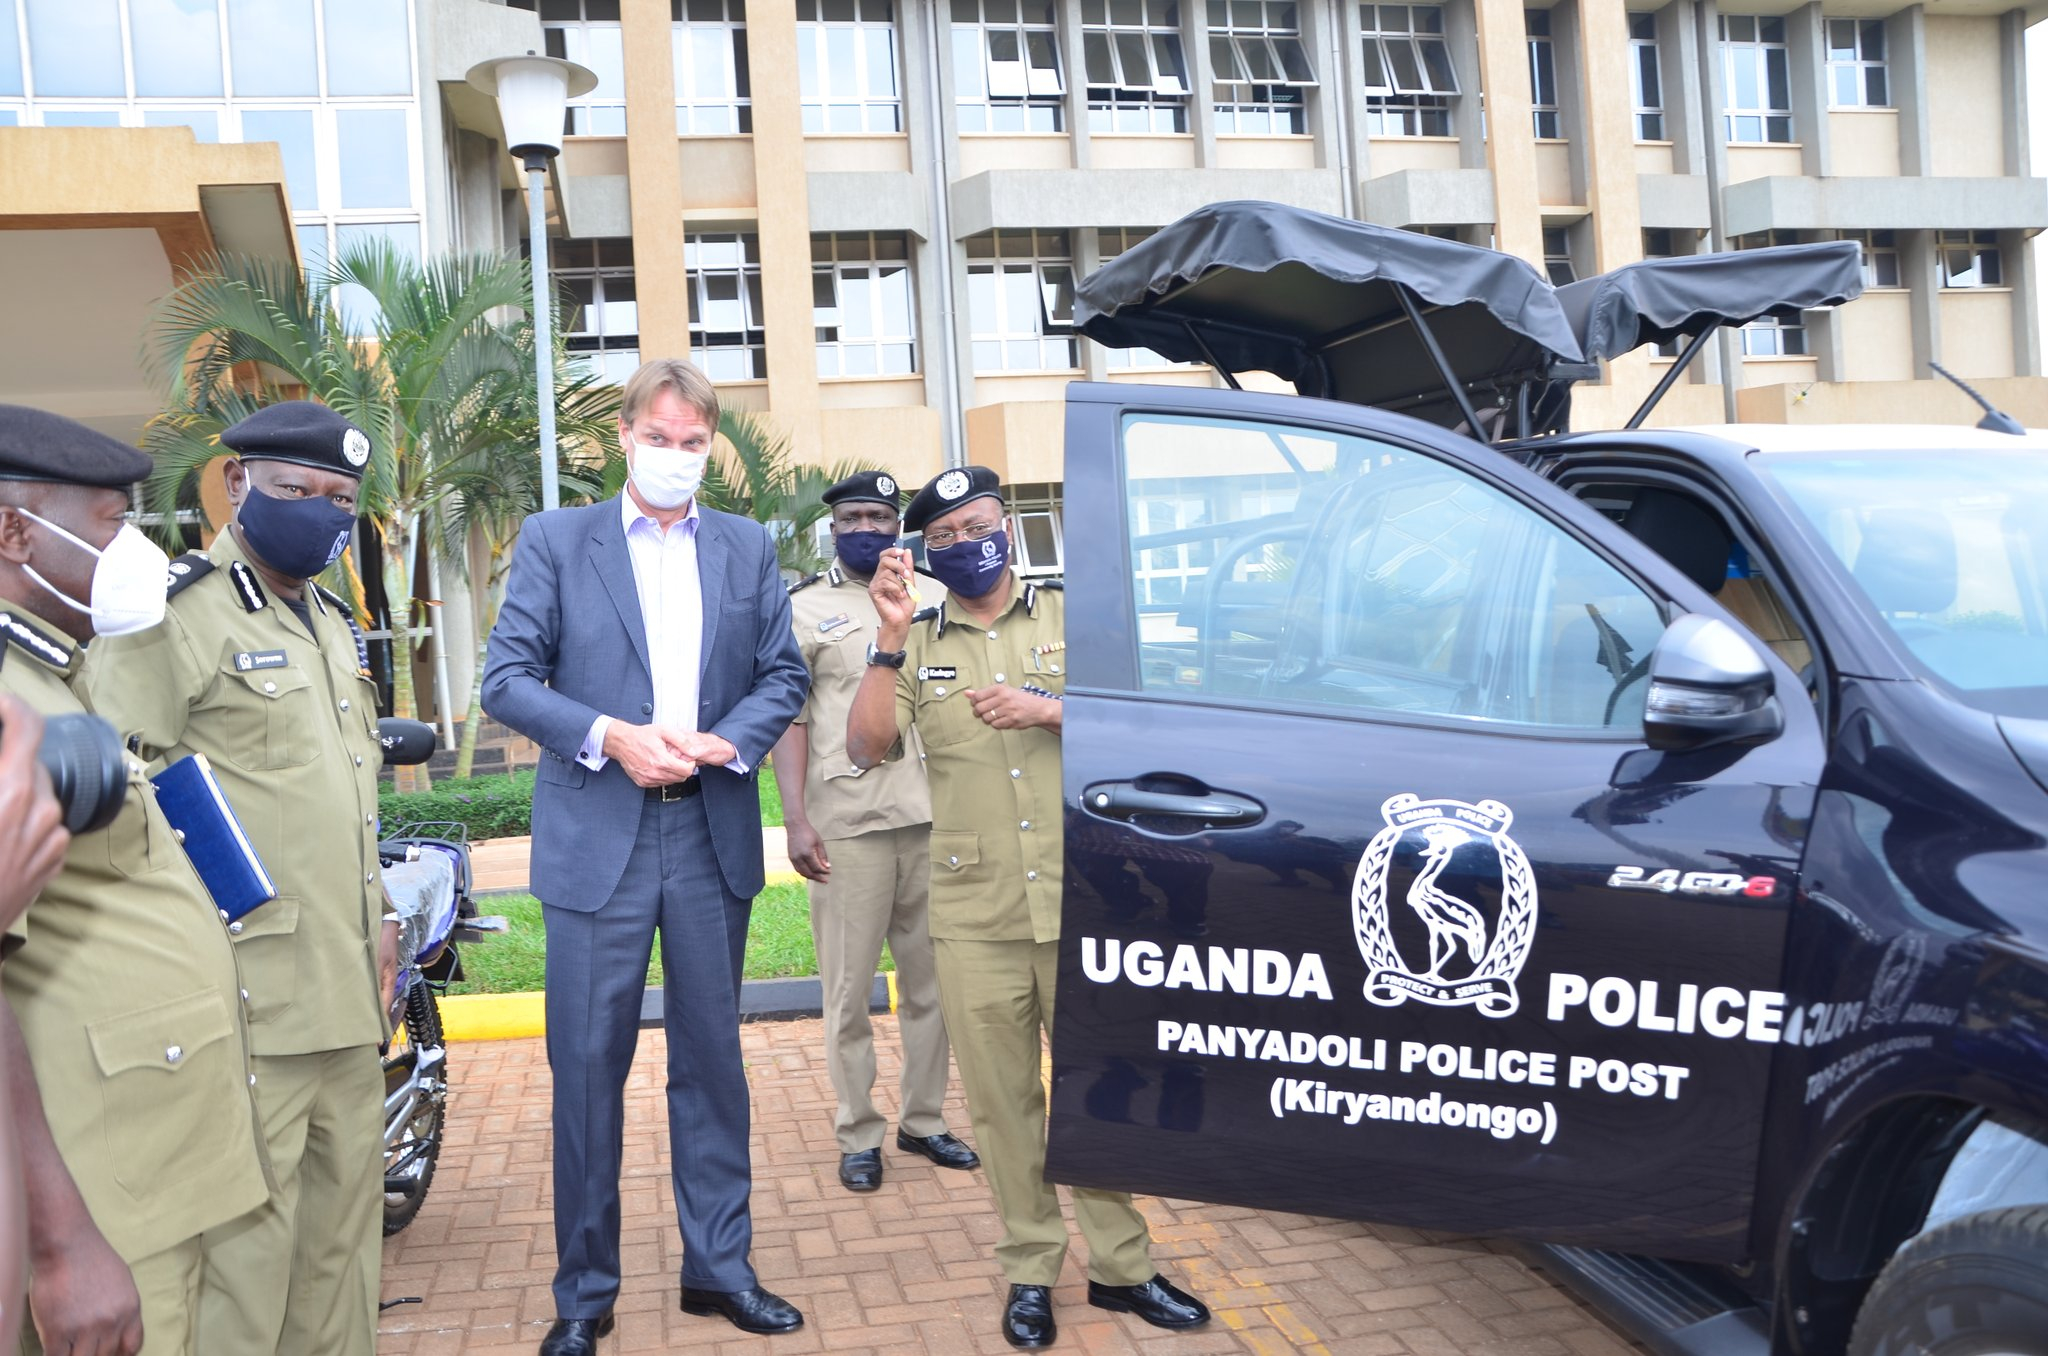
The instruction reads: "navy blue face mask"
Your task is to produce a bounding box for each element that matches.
[834,529,895,578]
[236,481,357,580]
[925,528,1010,599]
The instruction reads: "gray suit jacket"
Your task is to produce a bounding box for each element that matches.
[480,498,809,910]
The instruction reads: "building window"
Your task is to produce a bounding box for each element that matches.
[528,0,627,135]
[1081,0,1189,133]
[1825,18,1886,108]
[1526,9,1558,139]
[552,237,640,386]
[673,0,751,133]
[1738,232,1807,355]
[797,0,899,133]
[813,232,916,378]
[1629,11,1664,140]
[1359,4,1457,138]
[967,230,1078,373]
[952,0,1064,132]
[1838,229,1900,288]
[1006,482,1065,576]
[1720,14,1791,144]
[1938,231,2004,289]
[685,232,766,380]
[1209,0,1314,134]
[1542,226,1574,285]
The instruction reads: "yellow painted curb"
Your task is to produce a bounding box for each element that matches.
[440,991,547,1042]
[766,871,803,886]
[886,970,899,1013]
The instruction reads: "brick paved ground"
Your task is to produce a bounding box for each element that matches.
[378,1018,1639,1355]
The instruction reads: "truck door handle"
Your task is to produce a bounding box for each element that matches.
[1083,780,1265,828]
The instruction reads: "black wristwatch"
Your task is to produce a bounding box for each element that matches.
[866,642,908,669]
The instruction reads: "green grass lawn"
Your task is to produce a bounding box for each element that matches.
[448,876,886,995]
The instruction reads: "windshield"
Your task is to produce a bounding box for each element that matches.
[1759,451,2048,716]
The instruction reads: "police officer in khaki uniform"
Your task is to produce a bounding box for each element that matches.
[845,467,1209,1350]
[78,402,395,1356]
[0,405,269,1355]
[771,470,978,1193]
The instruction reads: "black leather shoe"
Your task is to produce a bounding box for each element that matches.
[1002,1283,1056,1349]
[680,1285,804,1334]
[1087,1274,1209,1329]
[839,1147,883,1191]
[538,1312,614,1356]
[896,1129,981,1170]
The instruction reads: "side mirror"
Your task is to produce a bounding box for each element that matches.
[376,718,438,766]
[1642,614,1783,753]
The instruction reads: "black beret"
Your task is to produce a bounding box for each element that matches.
[220,401,372,480]
[821,469,906,509]
[0,404,152,488]
[904,465,1003,534]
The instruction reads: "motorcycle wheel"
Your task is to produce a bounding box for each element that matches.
[383,983,448,1237]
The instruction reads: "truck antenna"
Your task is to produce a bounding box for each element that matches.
[1929,361,2026,435]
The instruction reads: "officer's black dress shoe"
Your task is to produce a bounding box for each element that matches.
[839,1147,883,1191]
[1002,1283,1056,1348]
[679,1285,804,1334]
[537,1312,613,1356]
[896,1129,981,1170]
[1087,1274,1210,1329]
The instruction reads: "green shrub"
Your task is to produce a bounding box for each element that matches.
[380,762,784,841]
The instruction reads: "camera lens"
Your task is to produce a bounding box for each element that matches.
[36,713,129,835]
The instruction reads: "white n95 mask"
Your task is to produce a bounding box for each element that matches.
[16,510,171,637]
[626,434,710,510]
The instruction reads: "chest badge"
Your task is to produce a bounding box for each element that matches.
[917,665,958,682]
[234,650,290,672]
[818,613,854,633]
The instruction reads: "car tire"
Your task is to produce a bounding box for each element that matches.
[1849,1203,2048,1356]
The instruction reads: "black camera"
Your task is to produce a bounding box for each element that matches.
[2,711,129,835]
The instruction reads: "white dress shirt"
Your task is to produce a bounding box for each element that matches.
[578,491,720,770]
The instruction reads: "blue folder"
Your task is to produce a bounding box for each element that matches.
[150,753,278,922]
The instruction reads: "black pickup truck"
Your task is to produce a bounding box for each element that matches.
[1040,202,2048,1356]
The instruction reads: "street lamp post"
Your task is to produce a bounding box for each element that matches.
[466,53,598,512]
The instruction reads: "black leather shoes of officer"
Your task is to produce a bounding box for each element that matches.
[1002,1283,1056,1349]
[537,1311,614,1356]
[896,1128,981,1170]
[1087,1273,1211,1329]
[840,1147,883,1191]
[680,1284,805,1334]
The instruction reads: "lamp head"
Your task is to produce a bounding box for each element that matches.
[465,53,599,163]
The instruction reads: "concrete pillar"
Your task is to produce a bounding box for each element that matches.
[1060,0,1093,167]
[1300,0,1345,183]
[1903,227,1942,378]
[1573,0,1643,271]
[1887,5,1930,177]
[749,0,824,460]
[1079,228,1109,379]
[2001,8,2029,177]
[1187,0,1217,166]
[1446,0,1486,172]
[622,0,691,360]
[1665,0,1708,177]
[1473,0,1543,263]
[1339,0,1376,189]
[1786,2,1828,178]
[2004,227,2040,374]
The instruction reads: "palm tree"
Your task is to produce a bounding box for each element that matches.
[697,409,890,579]
[144,241,535,790]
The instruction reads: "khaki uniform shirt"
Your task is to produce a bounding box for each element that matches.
[789,564,941,841]
[892,576,1066,943]
[76,529,387,1057]
[0,610,269,1262]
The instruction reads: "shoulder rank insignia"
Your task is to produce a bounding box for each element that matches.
[787,572,823,595]
[0,611,74,670]
[227,561,267,613]
[826,565,845,587]
[165,554,216,600]
[912,604,941,624]
[314,584,372,677]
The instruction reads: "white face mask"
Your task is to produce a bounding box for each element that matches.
[624,432,710,511]
[16,510,171,637]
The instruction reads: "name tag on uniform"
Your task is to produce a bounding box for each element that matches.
[818,613,853,632]
[917,665,957,682]
[233,650,289,672]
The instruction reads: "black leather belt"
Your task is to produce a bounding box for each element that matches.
[648,779,702,802]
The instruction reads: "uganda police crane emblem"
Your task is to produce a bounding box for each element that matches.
[1352,794,1538,1018]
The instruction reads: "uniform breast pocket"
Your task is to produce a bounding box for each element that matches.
[917,682,982,750]
[87,987,239,1198]
[218,663,318,770]
[818,621,868,677]
[930,830,984,883]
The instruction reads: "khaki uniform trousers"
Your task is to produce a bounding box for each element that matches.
[931,937,1153,1288]
[20,1235,202,1356]
[199,1045,383,1356]
[812,825,952,1153]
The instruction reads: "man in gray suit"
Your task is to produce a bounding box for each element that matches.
[481,358,810,1355]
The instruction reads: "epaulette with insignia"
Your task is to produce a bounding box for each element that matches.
[227,561,268,613]
[164,554,216,599]
[787,572,822,595]
[314,584,372,676]
[1039,580,1064,590]
[0,612,75,670]
[912,605,940,623]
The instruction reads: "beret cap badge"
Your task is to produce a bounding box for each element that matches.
[876,474,896,497]
[936,470,970,501]
[342,429,371,467]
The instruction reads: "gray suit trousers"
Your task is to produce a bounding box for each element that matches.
[542,793,757,1317]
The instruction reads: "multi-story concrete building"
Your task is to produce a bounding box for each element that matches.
[3,0,2044,721]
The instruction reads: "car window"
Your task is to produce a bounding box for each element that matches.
[1123,412,1663,732]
